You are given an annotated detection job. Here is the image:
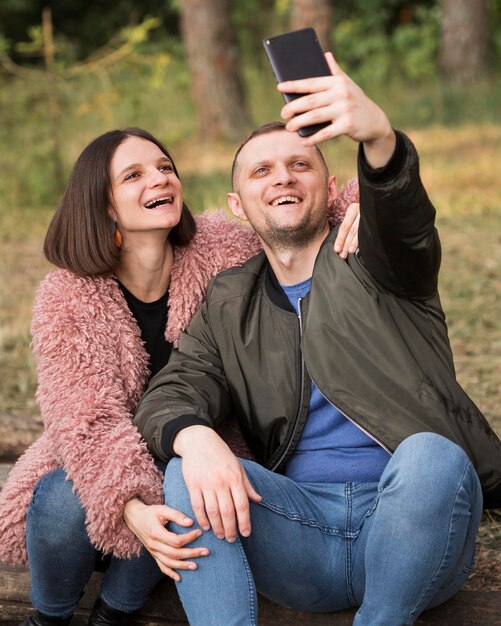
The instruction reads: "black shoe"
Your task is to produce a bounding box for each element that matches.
[19,611,72,626]
[88,597,135,626]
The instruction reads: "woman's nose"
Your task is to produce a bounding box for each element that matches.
[147,168,169,187]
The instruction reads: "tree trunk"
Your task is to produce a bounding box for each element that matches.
[439,0,489,84]
[290,0,332,52]
[180,0,251,141]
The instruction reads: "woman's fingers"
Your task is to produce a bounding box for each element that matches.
[334,203,360,258]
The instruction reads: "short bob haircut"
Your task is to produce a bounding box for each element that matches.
[44,128,196,277]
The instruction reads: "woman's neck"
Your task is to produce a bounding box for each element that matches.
[114,236,175,303]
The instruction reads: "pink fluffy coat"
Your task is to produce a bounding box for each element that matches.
[0,181,358,565]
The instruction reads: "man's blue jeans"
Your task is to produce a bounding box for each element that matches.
[165,433,482,626]
[26,468,164,618]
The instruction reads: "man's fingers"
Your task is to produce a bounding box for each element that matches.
[277,74,333,97]
[281,89,336,121]
[243,471,262,504]
[230,483,251,539]
[217,488,238,542]
[324,51,345,76]
[189,487,211,531]
[203,489,225,539]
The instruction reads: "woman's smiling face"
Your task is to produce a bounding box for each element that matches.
[109,135,184,238]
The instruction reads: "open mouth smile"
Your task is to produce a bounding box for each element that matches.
[270,195,302,207]
[144,196,174,209]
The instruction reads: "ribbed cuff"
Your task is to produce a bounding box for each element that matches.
[358,129,407,185]
[161,415,211,457]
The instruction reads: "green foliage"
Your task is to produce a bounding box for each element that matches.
[334,3,440,85]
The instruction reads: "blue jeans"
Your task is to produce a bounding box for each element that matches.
[165,433,482,626]
[26,467,164,618]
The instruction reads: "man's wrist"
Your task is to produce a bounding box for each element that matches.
[173,424,213,457]
[362,124,396,169]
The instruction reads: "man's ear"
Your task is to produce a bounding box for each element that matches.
[227,192,247,221]
[327,175,338,208]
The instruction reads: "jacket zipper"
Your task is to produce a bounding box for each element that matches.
[317,386,392,455]
[270,296,307,471]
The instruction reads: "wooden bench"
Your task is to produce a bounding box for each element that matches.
[1,463,500,625]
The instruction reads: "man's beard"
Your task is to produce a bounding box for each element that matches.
[255,204,329,253]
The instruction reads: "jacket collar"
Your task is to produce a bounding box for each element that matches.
[263,227,338,312]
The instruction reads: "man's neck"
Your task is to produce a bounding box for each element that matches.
[261,226,329,286]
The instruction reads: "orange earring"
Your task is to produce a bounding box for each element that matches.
[114,224,122,248]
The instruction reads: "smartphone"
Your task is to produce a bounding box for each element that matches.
[263,28,331,137]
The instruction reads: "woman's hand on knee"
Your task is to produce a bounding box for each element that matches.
[124,498,209,581]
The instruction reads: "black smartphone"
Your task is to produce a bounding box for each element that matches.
[263,28,331,137]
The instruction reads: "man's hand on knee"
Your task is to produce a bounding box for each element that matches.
[173,425,262,542]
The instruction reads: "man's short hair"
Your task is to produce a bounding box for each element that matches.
[231,122,329,191]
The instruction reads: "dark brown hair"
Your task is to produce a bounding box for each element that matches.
[231,121,328,190]
[44,128,196,277]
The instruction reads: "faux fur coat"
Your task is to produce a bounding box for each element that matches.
[0,182,357,565]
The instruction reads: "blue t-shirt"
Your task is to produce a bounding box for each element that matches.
[282,278,390,483]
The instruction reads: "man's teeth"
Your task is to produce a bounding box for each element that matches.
[145,197,173,208]
[270,196,301,207]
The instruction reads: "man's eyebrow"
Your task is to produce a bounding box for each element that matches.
[288,153,311,162]
[246,154,311,171]
[247,159,270,171]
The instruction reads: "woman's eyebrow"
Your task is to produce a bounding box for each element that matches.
[116,163,141,179]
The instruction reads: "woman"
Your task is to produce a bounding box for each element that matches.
[0,128,359,625]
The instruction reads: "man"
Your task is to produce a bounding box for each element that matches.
[134,53,501,625]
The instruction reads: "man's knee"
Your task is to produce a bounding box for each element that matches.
[383,432,478,500]
[395,432,469,469]
[163,458,191,510]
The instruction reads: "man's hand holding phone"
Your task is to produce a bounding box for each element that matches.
[278,52,396,168]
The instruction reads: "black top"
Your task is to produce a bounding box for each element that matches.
[117,280,172,378]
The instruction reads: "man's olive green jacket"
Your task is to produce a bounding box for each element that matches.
[134,132,501,509]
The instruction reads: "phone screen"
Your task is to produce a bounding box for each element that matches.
[263,28,331,137]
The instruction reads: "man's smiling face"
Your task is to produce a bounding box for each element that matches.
[228,129,337,251]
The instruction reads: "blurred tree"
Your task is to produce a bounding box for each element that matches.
[0,12,160,196]
[439,0,489,83]
[290,0,332,50]
[0,0,179,61]
[179,0,251,140]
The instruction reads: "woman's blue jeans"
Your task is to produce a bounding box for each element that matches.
[26,467,164,618]
[165,433,483,626]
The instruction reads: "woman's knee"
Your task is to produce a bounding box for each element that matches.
[28,468,87,543]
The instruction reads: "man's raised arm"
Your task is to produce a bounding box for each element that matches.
[277,52,440,299]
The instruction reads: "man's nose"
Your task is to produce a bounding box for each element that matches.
[273,164,296,186]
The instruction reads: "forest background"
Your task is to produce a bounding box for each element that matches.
[0,0,499,587]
